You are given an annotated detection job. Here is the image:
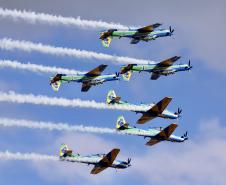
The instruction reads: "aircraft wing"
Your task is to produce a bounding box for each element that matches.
[136,113,156,124]
[137,97,172,124]
[130,38,140,44]
[137,23,162,33]
[81,82,92,92]
[145,138,161,146]
[151,72,161,80]
[85,64,107,77]
[90,165,108,174]
[90,148,120,174]
[146,123,178,146]
[156,56,181,67]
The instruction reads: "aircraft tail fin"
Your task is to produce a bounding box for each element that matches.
[106,90,121,104]
[59,144,73,158]
[51,80,62,92]
[101,37,112,48]
[122,71,132,81]
[116,115,129,130]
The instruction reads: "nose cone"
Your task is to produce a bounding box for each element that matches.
[166,30,173,36]
[184,64,192,71]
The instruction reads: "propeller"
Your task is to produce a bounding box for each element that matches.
[127,158,131,166]
[181,131,188,140]
[188,60,193,70]
[175,107,182,117]
[169,26,174,34]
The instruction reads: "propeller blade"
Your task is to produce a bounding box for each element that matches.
[189,60,193,69]
[175,108,182,116]
[169,26,174,34]
[127,158,131,164]
[182,131,188,140]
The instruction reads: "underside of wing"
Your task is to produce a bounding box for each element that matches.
[156,123,178,139]
[137,23,162,33]
[90,165,108,174]
[146,138,161,146]
[137,113,155,124]
[99,148,120,166]
[90,148,120,174]
[137,97,172,124]
[85,64,107,77]
[81,82,92,92]
[157,56,181,67]
[146,123,177,146]
[149,97,172,114]
[130,38,140,44]
[151,72,161,80]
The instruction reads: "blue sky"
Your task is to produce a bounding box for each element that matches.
[0,1,226,185]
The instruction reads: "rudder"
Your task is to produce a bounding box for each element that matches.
[59,144,73,158]
[116,115,129,130]
[106,90,117,104]
[101,37,112,48]
[122,71,132,81]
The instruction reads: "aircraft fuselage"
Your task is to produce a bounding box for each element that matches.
[110,29,172,41]
[129,64,191,75]
[60,154,129,169]
[117,127,185,143]
[114,101,179,120]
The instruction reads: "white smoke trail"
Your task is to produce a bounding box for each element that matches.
[0,91,147,112]
[0,7,128,30]
[0,59,84,75]
[0,151,58,161]
[0,117,118,134]
[0,38,153,65]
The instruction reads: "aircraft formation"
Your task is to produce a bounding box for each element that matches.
[0,18,192,175]
[48,23,192,174]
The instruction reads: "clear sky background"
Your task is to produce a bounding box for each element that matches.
[0,1,226,185]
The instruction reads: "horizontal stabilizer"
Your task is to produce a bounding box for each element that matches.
[120,64,135,74]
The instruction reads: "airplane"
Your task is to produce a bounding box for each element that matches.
[99,23,174,47]
[106,90,182,124]
[120,56,193,80]
[59,144,131,174]
[116,116,188,146]
[50,64,120,92]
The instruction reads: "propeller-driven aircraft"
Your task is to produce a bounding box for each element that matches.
[50,64,120,92]
[100,23,174,47]
[116,116,188,146]
[106,90,182,124]
[59,144,131,174]
[120,56,193,80]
